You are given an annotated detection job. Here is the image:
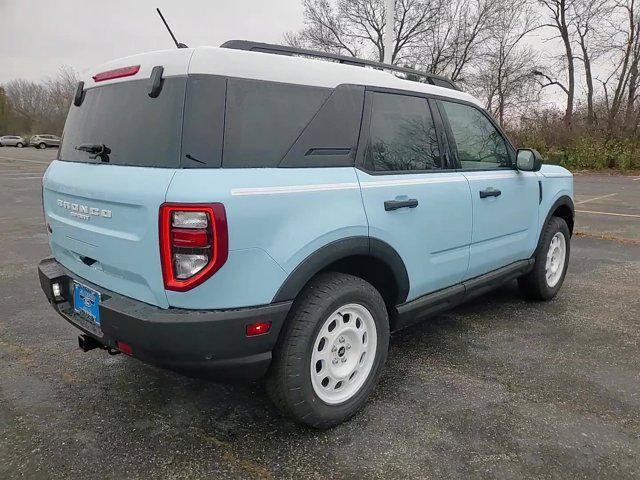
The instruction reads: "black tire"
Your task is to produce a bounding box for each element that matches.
[38,142,46,149]
[518,216,570,300]
[266,272,390,429]
[16,142,23,148]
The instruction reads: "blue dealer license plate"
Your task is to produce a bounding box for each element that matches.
[73,282,101,325]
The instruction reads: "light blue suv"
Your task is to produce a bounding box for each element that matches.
[38,41,574,428]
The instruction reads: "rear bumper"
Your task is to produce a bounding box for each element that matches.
[38,258,292,380]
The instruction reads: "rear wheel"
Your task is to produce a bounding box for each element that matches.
[38,142,46,149]
[266,272,389,428]
[518,216,570,300]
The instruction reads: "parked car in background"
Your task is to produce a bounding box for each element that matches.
[0,135,27,147]
[30,134,61,149]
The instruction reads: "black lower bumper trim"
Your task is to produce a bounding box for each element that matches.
[38,258,292,380]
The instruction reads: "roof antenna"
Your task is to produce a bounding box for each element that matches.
[156,8,188,48]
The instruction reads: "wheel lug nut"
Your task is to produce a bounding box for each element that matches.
[339,337,345,343]
[341,357,347,363]
[346,344,351,349]
[331,346,337,352]
[332,359,338,365]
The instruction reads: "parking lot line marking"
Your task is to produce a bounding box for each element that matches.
[577,209,640,219]
[575,193,618,205]
[0,156,50,165]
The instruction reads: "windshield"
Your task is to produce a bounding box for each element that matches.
[59,77,186,167]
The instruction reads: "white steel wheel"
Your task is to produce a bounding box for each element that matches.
[310,303,378,405]
[545,232,566,288]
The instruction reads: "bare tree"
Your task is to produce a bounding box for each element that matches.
[535,0,576,129]
[285,0,638,145]
[447,0,503,81]
[286,0,441,63]
[3,66,78,134]
[43,66,78,132]
[4,80,49,132]
[573,0,615,126]
[601,0,639,131]
[411,0,505,82]
[473,0,540,124]
[289,0,508,84]
[621,0,640,134]
[0,87,9,133]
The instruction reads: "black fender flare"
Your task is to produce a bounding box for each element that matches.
[534,195,574,257]
[272,236,410,304]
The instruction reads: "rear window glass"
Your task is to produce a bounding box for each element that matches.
[222,79,331,168]
[59,77,186,167]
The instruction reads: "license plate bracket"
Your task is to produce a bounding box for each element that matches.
[73,282,101,326]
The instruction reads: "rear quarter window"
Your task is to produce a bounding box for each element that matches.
[222,79,331,168]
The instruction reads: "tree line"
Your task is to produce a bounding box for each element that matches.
[287,0,640,170]
[1,2,637,169]
[0,66,78,137]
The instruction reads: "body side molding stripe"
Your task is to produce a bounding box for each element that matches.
[231,182,359,196]
[231,172,534,196]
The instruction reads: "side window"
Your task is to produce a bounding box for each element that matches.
[440,101,510,170]
[223,79,331,168]
[366,92,442,172]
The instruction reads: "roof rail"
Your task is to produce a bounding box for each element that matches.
[220,40,459,91]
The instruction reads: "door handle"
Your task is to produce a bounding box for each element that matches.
[384,199,419,211]
[479,188,501,198]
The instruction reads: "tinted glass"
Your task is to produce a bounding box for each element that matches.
[280,84,364,168]
[59,77,186,167]
[223,79,331,168]
[181,75,226,168]
[441,101,510,169]
[366,92,441,172]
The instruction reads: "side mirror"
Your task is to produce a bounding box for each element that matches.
[516,148,542,172]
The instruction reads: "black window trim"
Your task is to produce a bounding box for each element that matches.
[355,87,455,176]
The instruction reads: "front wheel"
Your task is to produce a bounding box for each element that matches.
[518,216,570,300]
[38,142,46,149]
[16,142,23,148]
[266,272,389,428]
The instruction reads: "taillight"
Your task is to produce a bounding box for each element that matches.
[159,203,228,291]
[92,65,140,82]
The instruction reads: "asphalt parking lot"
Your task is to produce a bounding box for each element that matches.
[1,148,639,479]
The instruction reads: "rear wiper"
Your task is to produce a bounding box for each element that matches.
[75,143,111,162]
[185,153,205,165]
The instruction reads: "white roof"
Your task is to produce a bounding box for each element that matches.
[83,46,482,107]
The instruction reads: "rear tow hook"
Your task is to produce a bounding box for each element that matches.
[78,334,120,355]
[78,334,101,352]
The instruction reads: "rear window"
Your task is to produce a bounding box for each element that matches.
[59,77,186,167]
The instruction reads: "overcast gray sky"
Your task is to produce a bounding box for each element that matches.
[0,0,304,84]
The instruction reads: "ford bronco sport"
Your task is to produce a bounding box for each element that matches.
[38,41,574,428]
